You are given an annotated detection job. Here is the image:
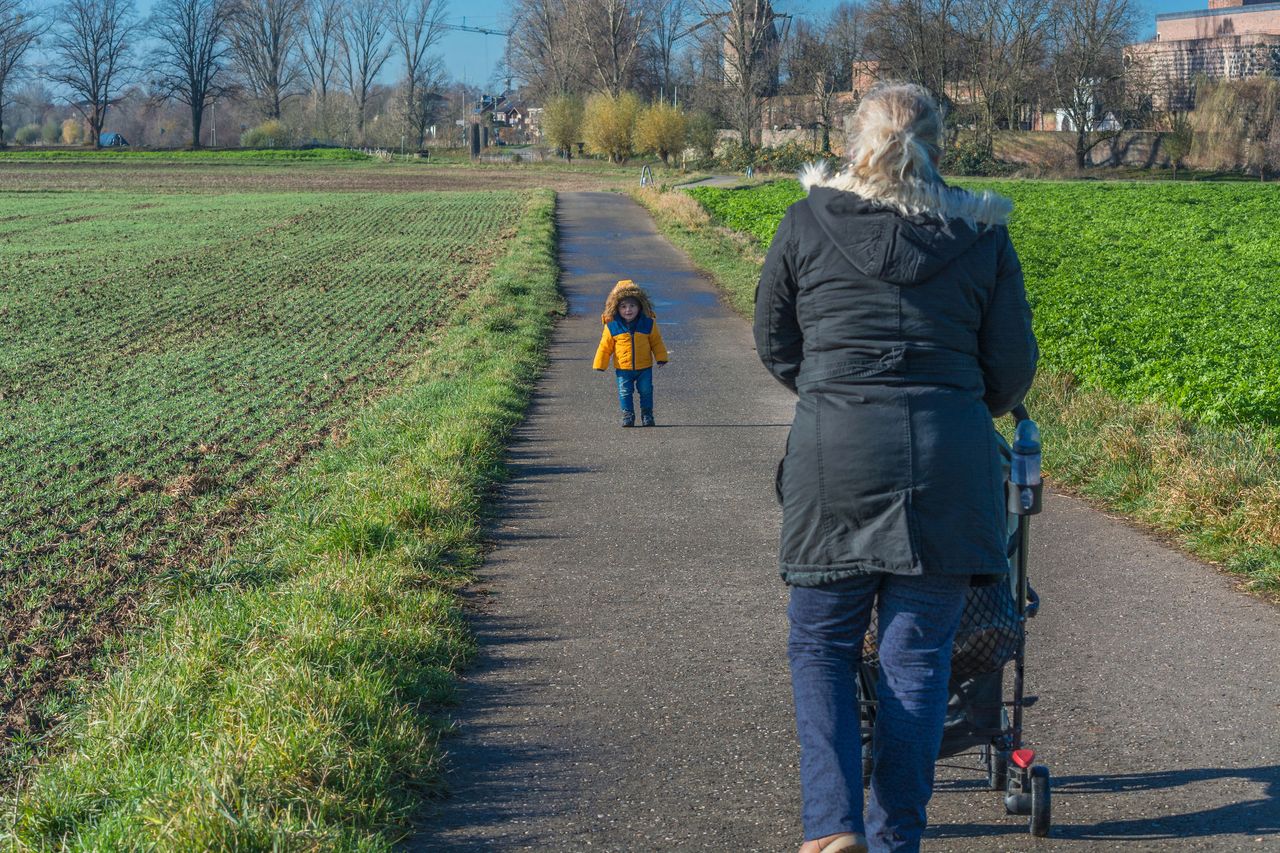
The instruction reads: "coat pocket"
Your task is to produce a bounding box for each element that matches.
[814,389,919,570]
[822,488,921,573]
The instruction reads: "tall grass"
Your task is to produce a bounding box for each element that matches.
[1,191,562,849]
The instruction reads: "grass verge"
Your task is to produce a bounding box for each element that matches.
[1,190,562,849]
[634,184,1280,600]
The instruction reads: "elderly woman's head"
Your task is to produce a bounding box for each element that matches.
[846,83,943,187]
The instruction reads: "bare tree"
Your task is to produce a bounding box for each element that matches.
[692,0,784,148]
[1047,0,1137,169]
[0,0,46,146]
[669,30,725,118]
[784,18,845,153]
[406,55,446,147]
[827,1,864,91]
[227,0,304,119]
[650,0,688,100]
[1192,77,1280,180]
[298,0,339,116]
[568,0,649,97]
[337,0,389,145]
[508,0,581,100]
[386,0,447,148]
[864,0,959,110]
[149,0,233,147]
[955,0,1051,155]
[47,0,138,147]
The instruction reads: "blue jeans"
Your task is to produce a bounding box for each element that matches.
[615,368,653,416]
[788,573,969,852]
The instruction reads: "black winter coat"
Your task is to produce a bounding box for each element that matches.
[754,183,1038,586]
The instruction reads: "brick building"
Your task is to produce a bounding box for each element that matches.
[1128,0,1280,110]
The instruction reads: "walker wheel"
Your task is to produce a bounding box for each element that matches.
[1029,765,1051,837]
[984,744,1008,792]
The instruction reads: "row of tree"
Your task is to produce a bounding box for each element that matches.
[541,93,717,164]
[0,0,454,148]
[508,0,1148,169]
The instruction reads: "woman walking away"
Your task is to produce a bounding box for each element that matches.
[753,82,1038,853]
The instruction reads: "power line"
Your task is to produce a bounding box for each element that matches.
[439,18,509,38]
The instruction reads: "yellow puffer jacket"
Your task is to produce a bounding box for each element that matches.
[593,313,669,370]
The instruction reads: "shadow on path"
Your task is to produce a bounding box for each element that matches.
[932,765,1280,842]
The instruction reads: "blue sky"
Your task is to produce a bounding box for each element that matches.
[126,0,1205,91]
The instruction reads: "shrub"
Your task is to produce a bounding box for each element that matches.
[754,141,824,173]
[715,138,755,171]
[686,111,718,163]
[542,94,584,159]
[1161,111,1194,178]
[41,119,60,144]
[942,136,1016,176]
[61,118,84,145]
[634,101,688,165]
[240,119,292,149]
[14,123,39,145]
[583,91,641,163]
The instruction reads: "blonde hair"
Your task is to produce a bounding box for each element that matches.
[846,82,942,186]
[799,81,1012,226]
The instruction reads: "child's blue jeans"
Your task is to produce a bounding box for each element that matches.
[615,367,653,415]
[788,572,969,852]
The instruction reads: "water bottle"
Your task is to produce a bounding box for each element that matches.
[1011,419,1042,513]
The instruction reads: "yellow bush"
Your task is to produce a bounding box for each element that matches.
[635,102,688,165]
[240,119,291,148]
[583,92,641,163]
[61,118,84,145]
[542,94,584,157]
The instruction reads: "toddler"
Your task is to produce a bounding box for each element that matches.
[592,279,669,427]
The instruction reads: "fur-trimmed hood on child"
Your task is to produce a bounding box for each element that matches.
[600,279,657,323]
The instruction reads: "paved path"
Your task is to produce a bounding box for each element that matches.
[411,193,1280,851]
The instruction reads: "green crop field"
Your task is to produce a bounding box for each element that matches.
[688,179,1280,427]
[0,190,522,748]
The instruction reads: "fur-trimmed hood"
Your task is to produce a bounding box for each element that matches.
[799,161,1012,227]
[601,279,656,324]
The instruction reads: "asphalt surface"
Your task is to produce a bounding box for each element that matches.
[409,192,1280,852]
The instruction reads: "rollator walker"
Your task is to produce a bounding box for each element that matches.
[857,404,1051,837]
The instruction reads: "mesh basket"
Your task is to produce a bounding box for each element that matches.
[862,433,1026,680]
[862,579,1022,680]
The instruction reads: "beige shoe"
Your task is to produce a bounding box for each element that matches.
[819,834,868,853]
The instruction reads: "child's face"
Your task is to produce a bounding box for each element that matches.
[618,297,640,322]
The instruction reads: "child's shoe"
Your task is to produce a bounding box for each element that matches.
[621,412,635,427]
[640,412,655,427]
